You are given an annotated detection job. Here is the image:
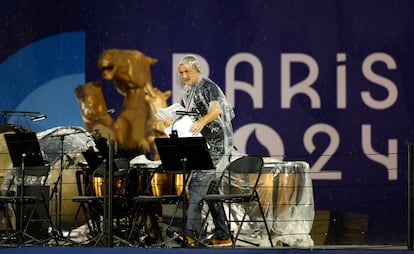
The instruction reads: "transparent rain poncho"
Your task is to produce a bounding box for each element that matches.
[179,75,235,172]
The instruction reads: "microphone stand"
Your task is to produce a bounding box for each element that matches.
[105,124,114,247]
[18,153,26,245]
[56,135,64,232]
[0,110,41,124]
[49,130,83,237]
[170,116,184,138]
[57,135,65,234]
[93,109,115,247]
[175,111,198,117]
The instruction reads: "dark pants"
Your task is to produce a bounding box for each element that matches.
[186,171,229,240]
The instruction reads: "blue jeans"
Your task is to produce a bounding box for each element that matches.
[185,170,229,239]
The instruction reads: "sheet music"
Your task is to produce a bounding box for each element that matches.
[155,103,185,121]
[165,115,202,138]
[130,154,162,168]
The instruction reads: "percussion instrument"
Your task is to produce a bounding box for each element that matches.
[91,158,136,198]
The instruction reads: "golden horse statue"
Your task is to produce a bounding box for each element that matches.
[75,49,170,157]
[75,81,114,138]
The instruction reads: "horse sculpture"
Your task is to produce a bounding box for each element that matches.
[75,49,171,157]
[75,81,114,139]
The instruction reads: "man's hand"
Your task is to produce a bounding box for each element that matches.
[190,119,206,136]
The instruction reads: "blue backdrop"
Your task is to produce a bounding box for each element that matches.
[1,0,413,245]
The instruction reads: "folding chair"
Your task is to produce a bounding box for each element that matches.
[0,132,59,246]
[66,167,103,244]
[127,165,181,247]
[67,162,132,247]
[200,155,273,248]
[0,168,59,245]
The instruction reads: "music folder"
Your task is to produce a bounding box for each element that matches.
[155,136,215,172]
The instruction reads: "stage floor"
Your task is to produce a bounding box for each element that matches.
[0,201,410,252]
[0,246,411,254]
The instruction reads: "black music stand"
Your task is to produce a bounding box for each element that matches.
[5,132,45,168]
[3,132,53,245]
[154,136,214,246]
[155,136,214,172]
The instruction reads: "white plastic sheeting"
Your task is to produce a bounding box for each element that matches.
[205,157,315,247]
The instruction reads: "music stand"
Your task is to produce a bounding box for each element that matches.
[154,136,214,244]
[155,136,214,172]
[4,132,50,244]
[5,132,45,169]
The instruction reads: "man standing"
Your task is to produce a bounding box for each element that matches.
[174,55,235,247]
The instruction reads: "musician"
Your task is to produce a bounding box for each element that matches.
[173,55,235,247]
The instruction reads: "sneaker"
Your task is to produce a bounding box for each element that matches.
[208,237,232,247]
[182,235,196,247]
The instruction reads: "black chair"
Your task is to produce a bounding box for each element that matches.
[127,165,182,247]
[0,166,58,245]
[200,155,273,248]
[67,163,132,247]
[66,167,104,245]
[66,150,132,246]
[0,132,59,246]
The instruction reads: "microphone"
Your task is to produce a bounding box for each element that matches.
[30,114,47,122]
[175,110,198,116]
[107,108,115,114]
